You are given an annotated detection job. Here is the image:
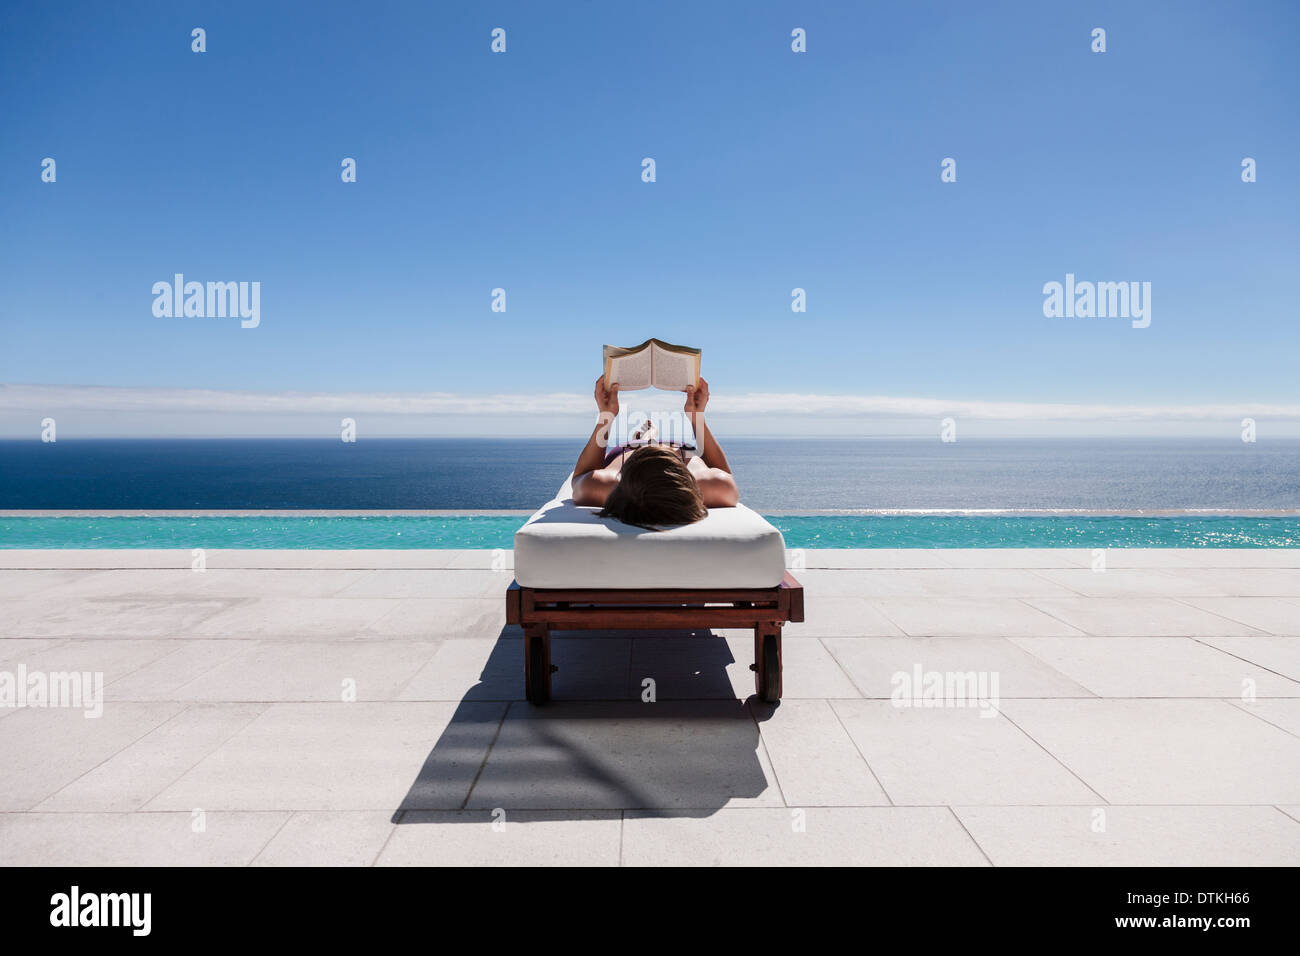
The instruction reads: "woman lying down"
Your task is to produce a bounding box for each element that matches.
[570,375,739,528]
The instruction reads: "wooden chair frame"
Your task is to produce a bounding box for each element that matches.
[505,572,804,704]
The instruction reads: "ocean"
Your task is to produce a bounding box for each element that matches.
[1,437,1297,512]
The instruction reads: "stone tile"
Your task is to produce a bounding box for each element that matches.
[205,550,325,569]
[447,551,516,570]
[870,599,1085,637]
[194,569,372,598]
[466,701,782,811]
[798,549,960,569]
[191,598,400,640]
[1163,550,1300,568]
[3,547,1297,867]
[0,551,192,569]
[1230,699,1300,738]
[755,637,862,700]
[252,810,398,866]
[1087,550,1204,569]
[370,598,514,640]
[611,632,859,701]
[0,569,106,599]
[1024,597,1265,637]
[0,702,185,810]
[621,807,988,866]
[0,811,289,866]
[831,700,1100,805]
[1201,636,1300,682]
[378,811,621,866]
[955,805,1300,866]
[825,636,1093,699]
[628,634,746,701]
[1011,636,1300,697]
[1000,699,1300,804]
[399,635,635,701]
[397,637,522,701]
[104,640,256,700]
[0,639,64,666]
[169,641,441,701]
[4,596,237,639]
[548,636,634,700]
[308,550,470,569]
[1169,569,1300,598]
[754,699,888,806]
[1031,568,1209,598]
[794,569,1077,599]
[146,701,506,811]
[782,597,907,637]
[0,638,176,687]
[50,569,219,599]
[35,703,267,811]
[1184,599,1300,636]
[338,569,504,599]
[937,549,1090,569]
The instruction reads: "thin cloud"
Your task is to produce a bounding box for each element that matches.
[2,383,1297,422]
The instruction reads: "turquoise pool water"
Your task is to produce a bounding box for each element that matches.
[1,515,1298,549]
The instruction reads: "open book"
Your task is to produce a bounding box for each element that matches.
[602,338,701,391]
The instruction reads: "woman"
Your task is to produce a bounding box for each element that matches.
[571,375,739,527]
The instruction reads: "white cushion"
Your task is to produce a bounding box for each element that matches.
[513,477,788,589]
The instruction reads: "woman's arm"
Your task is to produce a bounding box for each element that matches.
[685,378,731,473]
[571,376,621,506]
[685,378,739,506]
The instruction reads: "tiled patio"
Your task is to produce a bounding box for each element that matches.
[2,548,1299,866]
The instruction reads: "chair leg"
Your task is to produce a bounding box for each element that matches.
[524,624,553,704]
[753,624,783,702]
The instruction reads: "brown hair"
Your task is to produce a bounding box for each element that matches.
[599,445,707,528]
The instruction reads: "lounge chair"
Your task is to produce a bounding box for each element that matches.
[506,476,804,703]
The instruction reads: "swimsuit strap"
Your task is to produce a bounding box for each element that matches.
[602,440,693,468]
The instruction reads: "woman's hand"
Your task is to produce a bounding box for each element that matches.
[595,375,620,416]
[683,376,710,415]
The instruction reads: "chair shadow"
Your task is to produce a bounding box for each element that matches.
[391,624,779,824]
[516,504,663,536]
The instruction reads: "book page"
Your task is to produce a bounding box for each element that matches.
[650,343,700,390]
[606,349,653,390]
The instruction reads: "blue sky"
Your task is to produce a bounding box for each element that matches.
[1,0,1297,436]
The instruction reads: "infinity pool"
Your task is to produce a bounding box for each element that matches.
[2,515,1298,549]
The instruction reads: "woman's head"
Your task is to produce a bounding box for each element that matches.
[599,445,707,528]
